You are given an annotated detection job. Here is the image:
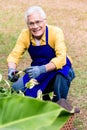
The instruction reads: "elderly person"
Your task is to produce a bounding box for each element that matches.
[7,6,75,102]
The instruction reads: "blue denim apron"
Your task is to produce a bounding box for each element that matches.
[23,26,71,97]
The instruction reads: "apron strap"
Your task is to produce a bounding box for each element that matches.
[46,26,48,45]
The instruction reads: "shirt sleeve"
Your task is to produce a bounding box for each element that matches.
[7,29,29,65]
[50,27,67,69]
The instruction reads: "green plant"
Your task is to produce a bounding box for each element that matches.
[0,74,74,130]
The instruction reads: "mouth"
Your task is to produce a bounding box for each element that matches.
[32,28,43,39]
[32,28,41,33]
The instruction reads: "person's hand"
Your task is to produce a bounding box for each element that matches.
[8,68,19,82]
[24,65,46,79]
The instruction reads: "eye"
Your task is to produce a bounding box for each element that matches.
[29,22,34,26]
[36,21,40,24]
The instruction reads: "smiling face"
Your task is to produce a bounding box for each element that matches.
[27,12,46,40]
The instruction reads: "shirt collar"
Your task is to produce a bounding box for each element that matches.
[30,32,45,41]
[41,32,45,42]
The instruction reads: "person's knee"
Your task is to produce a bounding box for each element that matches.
[53,74,69,100]
[67,67,75,82]
[12,82,19,92]
[12,77,25,92]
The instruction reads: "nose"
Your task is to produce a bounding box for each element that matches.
[33,23,39,28]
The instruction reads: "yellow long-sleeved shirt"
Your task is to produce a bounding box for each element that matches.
[7,25,72,69]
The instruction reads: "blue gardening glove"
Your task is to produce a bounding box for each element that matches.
[24,65,46,79]
[8,68,19,82]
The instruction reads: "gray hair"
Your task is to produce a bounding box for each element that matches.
[25,6,46,22]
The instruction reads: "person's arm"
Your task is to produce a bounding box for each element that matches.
[8,62,17,69]
[7,29,29,81]
[45,62,56,72]
[49,27,67,70]
[7,29,29,68]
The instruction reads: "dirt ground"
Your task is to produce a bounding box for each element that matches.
[0,0,87,129]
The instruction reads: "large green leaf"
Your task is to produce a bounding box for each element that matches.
[0,95,72,130]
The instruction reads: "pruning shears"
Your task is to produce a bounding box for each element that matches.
[15,68,28,76]
[15,68,39,88]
